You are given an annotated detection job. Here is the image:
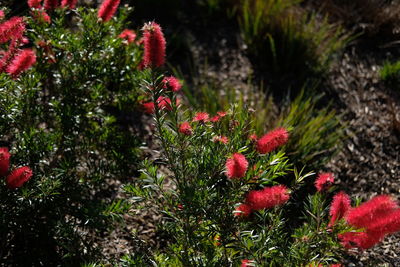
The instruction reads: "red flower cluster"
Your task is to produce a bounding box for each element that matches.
[142,22,166,68]
[98,0,120,22]
[245,185,290,211]
[234,203,252,218]
[179,122,192,136]
[6,49,37,78]
[61,0,78,9]
[0,147,33,189]
[43,0,59,10]
[119,29,136,44]
[256,127,289,154]
[213,136,229,144]
[28,0,42,8]
[162,76,182,92]
[339,195,400,249]
[329,191,350,227]
[315,172,335,192]
[0,16,25,44]
[225,153,248,179]
[32,10,51,24]
[193,112,209,123]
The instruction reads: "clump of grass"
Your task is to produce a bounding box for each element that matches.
[380,60,400,86]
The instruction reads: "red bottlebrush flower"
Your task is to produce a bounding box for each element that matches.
[213,135,229,144]
[234,203,252,218]
[32,10,51,24]
[329,191,351,227]
[256,127,289,154]
[6,49,36,78]
[179,122,192,136]
[0,10,4,21]
[0,17,26,44]
[119,29,136,44]
[315,172,335,192]
[98,0,120,22]
[156,96,173,111]
[249,134,257,141]
[0,39,19,72]
[142,102,155,114]
[225,153,248,179]
[217,111,227,117]
[28,0,43,8]
[245,185,290,211]
[6,166,33,189]
[61,0,78,9]
[193,112,209,123]
[241,259,254,267]
[210,115,220,123]
[330,264,343,267]
[338,231,384,250]
[366,209,400,236]
[0,147,10,177]
[345,195,399,229]
[163,76,182,92]
[43,0,59,10]
[142,22,166,68]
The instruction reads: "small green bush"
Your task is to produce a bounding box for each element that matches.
[380,60,400,86]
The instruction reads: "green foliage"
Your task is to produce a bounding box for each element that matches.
[380,60,400,87]
[0,6,143,265]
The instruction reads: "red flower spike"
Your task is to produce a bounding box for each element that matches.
[338,231,384,250]
[366,209,400,236]
[43,0,59,10]
[0,147,10,177]
[214,136,229,144]
[345,195,399,229]
[142,102,155,114]
[0,10,4,20]
[315,172,335,192]
[6,49,36,78]
[61,0,78,9]
[210,115,220,123]
[217,111,227,117]
[178,122,192,136]
[193,112,209,123]
[256,127,289,154]
[234,203,252,218]
[119,29,136,44]
[98,0,120,22]
[0,16,26,44]
[163,76,182,92]
[28,0,42,8]
[329,191,351,227]
[246,185,290,211]
[225,153,248,179]
[142,22,166,68]
[6,166,33,189]
[156,96,174,111]
[241,259,254,267]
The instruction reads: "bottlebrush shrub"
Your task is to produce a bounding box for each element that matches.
[0,5,144,265]
[125,71,348,266]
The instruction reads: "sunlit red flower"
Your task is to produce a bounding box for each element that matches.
[217,111,227,117]
[366,209,400,236]
[43,0,59,10]
[329,191,351,227]
[225,153,248,179]
[234,203,252,218]
[256,127,288,154]
[0,16,26,44]
[61,0,78,9]
[345,195,398,229]
[338,231,384,250]
[245,185,290,211]
[315,172,335,192]
[0,147,10,177]
[142,102,155,114]
[210,115,220,123]
[28,0,42,8]
[179,122,192,136]
[6,166,33,189]
[98,0,120,22]
[163,76,182,92]
[119,29,136,44]
[32,10,51,24]
[142,22,166,68]
[6,49,36,78]
[193,112,209,123]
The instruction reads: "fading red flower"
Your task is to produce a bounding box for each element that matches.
[28,0,42,8]
[315,172,335,192]
[338,231,384,250]
[142,22,166,68]
[256,127,288,154]
[245,185,290,211]
[156,96,174,111]
[179,122,192,136]
[6,49,36,78]
[0,16,26,44]
[6,166,33,189]
[234,203,252,218]
[213,136,229,144]
[225,153,248,179]
[329,191,351,227]
[61,0,78,9]
[210,115,220,123]
[0,147,10,177]
[193,112,209,123]
[163,76,182,92]
[345,195,398,229]
[249,134,257,141]
[119,29,136,44]
[142,102,155,114]
[97,0,120,22]
[32,10,51,24]
[217,111,227,117]
[43,0,59,10]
